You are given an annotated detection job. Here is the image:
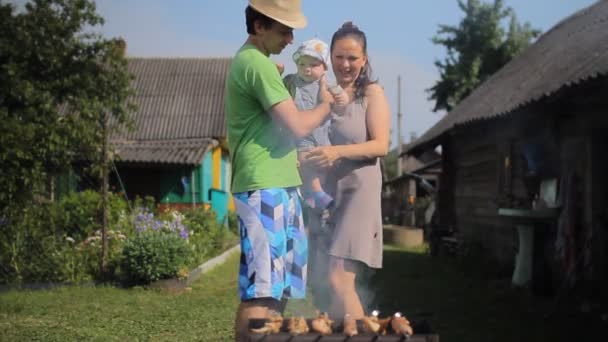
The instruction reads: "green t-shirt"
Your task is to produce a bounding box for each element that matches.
[225,44,302,193]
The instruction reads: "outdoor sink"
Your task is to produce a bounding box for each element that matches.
[498,207,560,287]
[498,207,560,220]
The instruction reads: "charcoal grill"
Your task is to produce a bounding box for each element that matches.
[247,318,439,341]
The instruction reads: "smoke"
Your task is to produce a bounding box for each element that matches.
[355,263,378,314]
[306,210,333,313]
[306,210,379,317]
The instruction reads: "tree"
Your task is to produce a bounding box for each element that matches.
[428,0,540,112]
[0,0,134,215]
[383,148,399,181]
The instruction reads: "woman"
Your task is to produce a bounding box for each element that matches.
[305,21,390,319]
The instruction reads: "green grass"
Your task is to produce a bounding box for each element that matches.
[373,244,606,341]
[0,252,241,341]
[1,244,606,341]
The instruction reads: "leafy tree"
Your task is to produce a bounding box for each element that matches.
[382,148,399,181]
[428,0,540,112]
[0,0,134,215]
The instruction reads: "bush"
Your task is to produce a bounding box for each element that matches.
[79,229,128,282]
[0,203,92,283]
[183,208,238,267]
[227,211,239,235]
[0,190,238,285]
[0,190,132,284]
[120,230,191,285]
[55,190,131,242]
[54,190,100,241]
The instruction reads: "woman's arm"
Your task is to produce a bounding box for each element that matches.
[304,84,390,168]
[334,83,390,160]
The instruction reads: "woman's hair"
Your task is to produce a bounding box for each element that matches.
[330,21,376,99]
[245,6,274,35]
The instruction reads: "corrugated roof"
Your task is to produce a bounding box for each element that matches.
[112,138,216,165]
[110,57,231,165]
[409,0,608,154]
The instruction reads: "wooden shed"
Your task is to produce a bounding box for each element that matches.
[383,148,441,227]
[408,1,608,293]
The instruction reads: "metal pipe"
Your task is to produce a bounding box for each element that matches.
[191,169,196,208]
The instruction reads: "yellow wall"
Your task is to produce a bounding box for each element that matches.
[212,147,221,189]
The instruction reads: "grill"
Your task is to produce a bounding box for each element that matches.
[247,318,439,342]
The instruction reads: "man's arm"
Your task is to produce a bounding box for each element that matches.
[270,76,333,139]
[270,100,331,139]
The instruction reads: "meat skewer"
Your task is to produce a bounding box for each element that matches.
[391,312,414,337]
[311,311,333,335]
[288,316,309,335]
[361,310,381,334]
[250,310,283,334]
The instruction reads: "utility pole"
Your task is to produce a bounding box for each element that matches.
[397,75,403,176]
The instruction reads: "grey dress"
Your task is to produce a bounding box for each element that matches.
[326,97,383,269]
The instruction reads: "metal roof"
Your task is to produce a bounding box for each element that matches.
[110,57,231,165]
[409,0,608,154]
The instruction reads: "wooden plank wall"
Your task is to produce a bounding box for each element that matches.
[450,122,516,262]
[436,77,608,284]
[442,110,549,263]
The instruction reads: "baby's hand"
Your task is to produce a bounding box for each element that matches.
[275,63,285,75]
[334,91,349,107]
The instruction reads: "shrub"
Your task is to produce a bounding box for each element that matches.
[55,190,131,242]
[183,208,238,266]
[0,190,132,284]
[54,190,100,241]
[79,229,128,282]
[227,211,239,235]
[0,203,92,283]
[120,230,191,285]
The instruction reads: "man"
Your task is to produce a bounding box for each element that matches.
[224,0,334,340]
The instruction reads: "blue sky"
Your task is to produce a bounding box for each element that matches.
[92,0,597,147]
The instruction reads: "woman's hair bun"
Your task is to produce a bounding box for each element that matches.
[340,21,359,30]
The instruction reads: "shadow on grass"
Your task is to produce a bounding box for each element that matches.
[363,245,608,342]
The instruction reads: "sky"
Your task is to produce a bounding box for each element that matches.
[81,1,598,147]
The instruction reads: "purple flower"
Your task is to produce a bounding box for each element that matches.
[179,229,189,240]
[152,220,163,231]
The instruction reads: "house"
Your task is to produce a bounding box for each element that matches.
[382,145,441,227]
[110,57,233,223]
[407,1,608,293]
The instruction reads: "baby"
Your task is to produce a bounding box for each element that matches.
[283,38,348,210]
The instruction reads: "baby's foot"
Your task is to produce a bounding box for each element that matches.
[313,191,333,210]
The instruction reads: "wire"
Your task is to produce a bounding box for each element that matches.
[111,160,131,211]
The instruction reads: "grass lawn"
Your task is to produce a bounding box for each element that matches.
[1,244,606,341]
[0,252,242,341]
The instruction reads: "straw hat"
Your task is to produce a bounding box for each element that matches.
[249,0,307,29]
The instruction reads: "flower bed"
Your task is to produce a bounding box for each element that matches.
[0,190,238,286]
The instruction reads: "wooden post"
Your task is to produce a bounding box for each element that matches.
[100,113,109,276]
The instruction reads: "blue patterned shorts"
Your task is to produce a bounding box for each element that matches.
[233,187,307,301]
